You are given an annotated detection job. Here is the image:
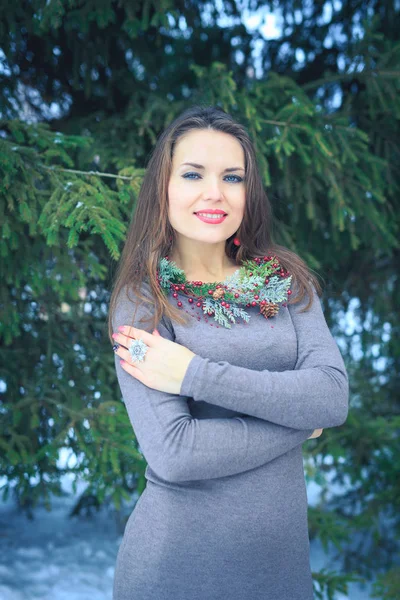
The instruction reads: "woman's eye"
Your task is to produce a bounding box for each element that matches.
[226,175,244,183]
[182,172,243,183]
[182,172,200,180]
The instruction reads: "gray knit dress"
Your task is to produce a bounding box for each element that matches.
[111,277,349,600]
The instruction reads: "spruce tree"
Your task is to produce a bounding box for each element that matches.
[0,2,399,598]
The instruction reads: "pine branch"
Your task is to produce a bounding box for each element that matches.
[39,165,139,181]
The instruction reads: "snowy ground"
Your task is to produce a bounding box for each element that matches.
[0,464,375,600]
[0,474,116,600]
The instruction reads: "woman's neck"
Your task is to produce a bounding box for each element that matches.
[167,253,238,283]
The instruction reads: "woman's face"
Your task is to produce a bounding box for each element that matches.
[167,129,246,245]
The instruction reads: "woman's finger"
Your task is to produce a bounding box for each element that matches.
[120,359,143,381]
[114,344,134,364]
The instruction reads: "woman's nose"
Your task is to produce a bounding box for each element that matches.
[203,178,223,199]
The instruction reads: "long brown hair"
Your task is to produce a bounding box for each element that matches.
[107,104,322,344]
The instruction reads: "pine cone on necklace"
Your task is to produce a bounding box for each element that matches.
[212,288,225,300]
[260,302,279,319]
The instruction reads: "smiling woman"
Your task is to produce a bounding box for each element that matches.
[166,127,247,281]
[108,104,348,600]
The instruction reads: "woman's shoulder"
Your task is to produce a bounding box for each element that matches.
[117,280,176,338]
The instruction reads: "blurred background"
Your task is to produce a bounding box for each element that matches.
[0,1,399,599]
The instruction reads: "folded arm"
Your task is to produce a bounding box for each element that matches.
[112,284,314,483]
[180,282,349,430]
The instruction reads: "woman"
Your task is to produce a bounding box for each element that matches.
[108,105,349,599]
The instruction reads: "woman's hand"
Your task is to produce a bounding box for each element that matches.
[112,325,196,395]
[308,428,324,439]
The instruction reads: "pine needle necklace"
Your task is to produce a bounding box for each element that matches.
[157,255,293,329]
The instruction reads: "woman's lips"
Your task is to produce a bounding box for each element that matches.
[194,213,228,224]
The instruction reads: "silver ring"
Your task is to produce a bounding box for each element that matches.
[128,338,149,363]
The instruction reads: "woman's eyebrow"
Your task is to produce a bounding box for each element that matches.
[180,162,245,172]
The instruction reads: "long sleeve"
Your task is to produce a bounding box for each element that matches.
[180,282,349,430]
[111,284,314,483]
